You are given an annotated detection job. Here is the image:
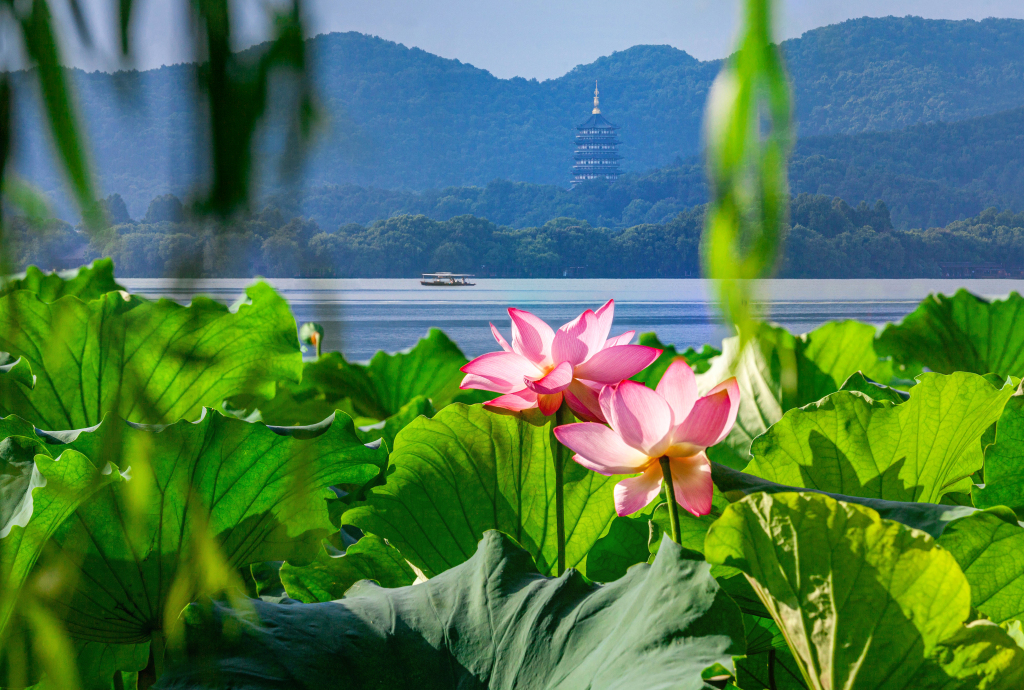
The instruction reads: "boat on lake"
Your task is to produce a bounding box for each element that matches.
[421,272,476,286]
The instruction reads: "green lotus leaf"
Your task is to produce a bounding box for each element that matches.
[0,416,125,640]
[705,492,1024,690]
[976,390,1024,515]
[876,290,1024,378]
[645,463,983,623]
[0,282,302,429]
[936,508,1024,624]
[360,328,488,415]
[69,641,149,690]
[838,371,909,404]
[0,355,35,390]
[0,259,124,302]
[630,332,719,386]
[353,395,434,450]
[744,372,1013,503]
[743,613,789,656]
[160,531,745,690]
[905,620,1024,689]
[735,646,809,690]
[585,514,651,582]
[234,328,491,439]
[698,321,892,469]
[344,404,617,578]
[711,462,978,539]
[279,534,415,603]
[39,409,386,649]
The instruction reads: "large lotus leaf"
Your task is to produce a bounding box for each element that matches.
[584,496,669,583]
[905,620,1024,689]
[744,372,1013,503]
[584,514,651,583]
[796,320,894,397]
[936,508,1024,625]
[838,372,909,404]
[344,404,617,578]
[0,416,125,641]
[236,328,490,438]
[0,259,124,302]
[705,492,1024,690]
[159,530,745,690]
[630,332,719,387]
[876,290,1024,378]
[643,464,982,624]
[234,351,376,426]
[976,391,1024,515]
[39,409,386,646]
[363,328,488,415]
[67,642,149,690]
[646,462,981,567]
[735,647,809,690]
[353,395,434,450]
[698,321,891,469]
[649,487,732,558]
[710,462,978,539]
[0,283,302,429]
[279,534,415,603]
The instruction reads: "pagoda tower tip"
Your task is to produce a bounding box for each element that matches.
[593,81,601,114]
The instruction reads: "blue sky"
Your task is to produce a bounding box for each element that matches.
[59,0,1024,79]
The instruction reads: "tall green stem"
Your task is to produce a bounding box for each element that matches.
[659,456,681,544]
[553,401,574,575]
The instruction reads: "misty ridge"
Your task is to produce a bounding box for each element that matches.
[12,14,1024,277]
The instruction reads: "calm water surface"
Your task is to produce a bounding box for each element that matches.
[119,278,1024,361]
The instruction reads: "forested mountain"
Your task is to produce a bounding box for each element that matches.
[261,102,1024,232]
[16,16,1024,219]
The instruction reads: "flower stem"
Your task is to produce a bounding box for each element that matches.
[659,456,682,544]
[553,400,574,575]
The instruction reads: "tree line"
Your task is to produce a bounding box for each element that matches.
[8,191,1024,279]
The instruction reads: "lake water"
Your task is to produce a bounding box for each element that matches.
[119,278,1024,361]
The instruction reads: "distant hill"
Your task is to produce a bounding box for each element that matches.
[262,102,1024,232]
[16,16,1024,219]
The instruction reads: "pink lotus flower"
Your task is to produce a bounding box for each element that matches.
[459,300,661,418]
[553,360,739,517]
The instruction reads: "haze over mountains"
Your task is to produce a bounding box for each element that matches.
[16,15,1024,228]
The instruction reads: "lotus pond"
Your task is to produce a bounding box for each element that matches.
[4,259,1024,689]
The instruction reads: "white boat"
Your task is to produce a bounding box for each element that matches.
[420,272,476,286]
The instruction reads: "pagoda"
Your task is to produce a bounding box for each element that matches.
[571,82,621,187]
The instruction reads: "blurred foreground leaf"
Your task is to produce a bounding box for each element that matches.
[702,0,792,341]
[35,409,385,663]
[0,282,302,428]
